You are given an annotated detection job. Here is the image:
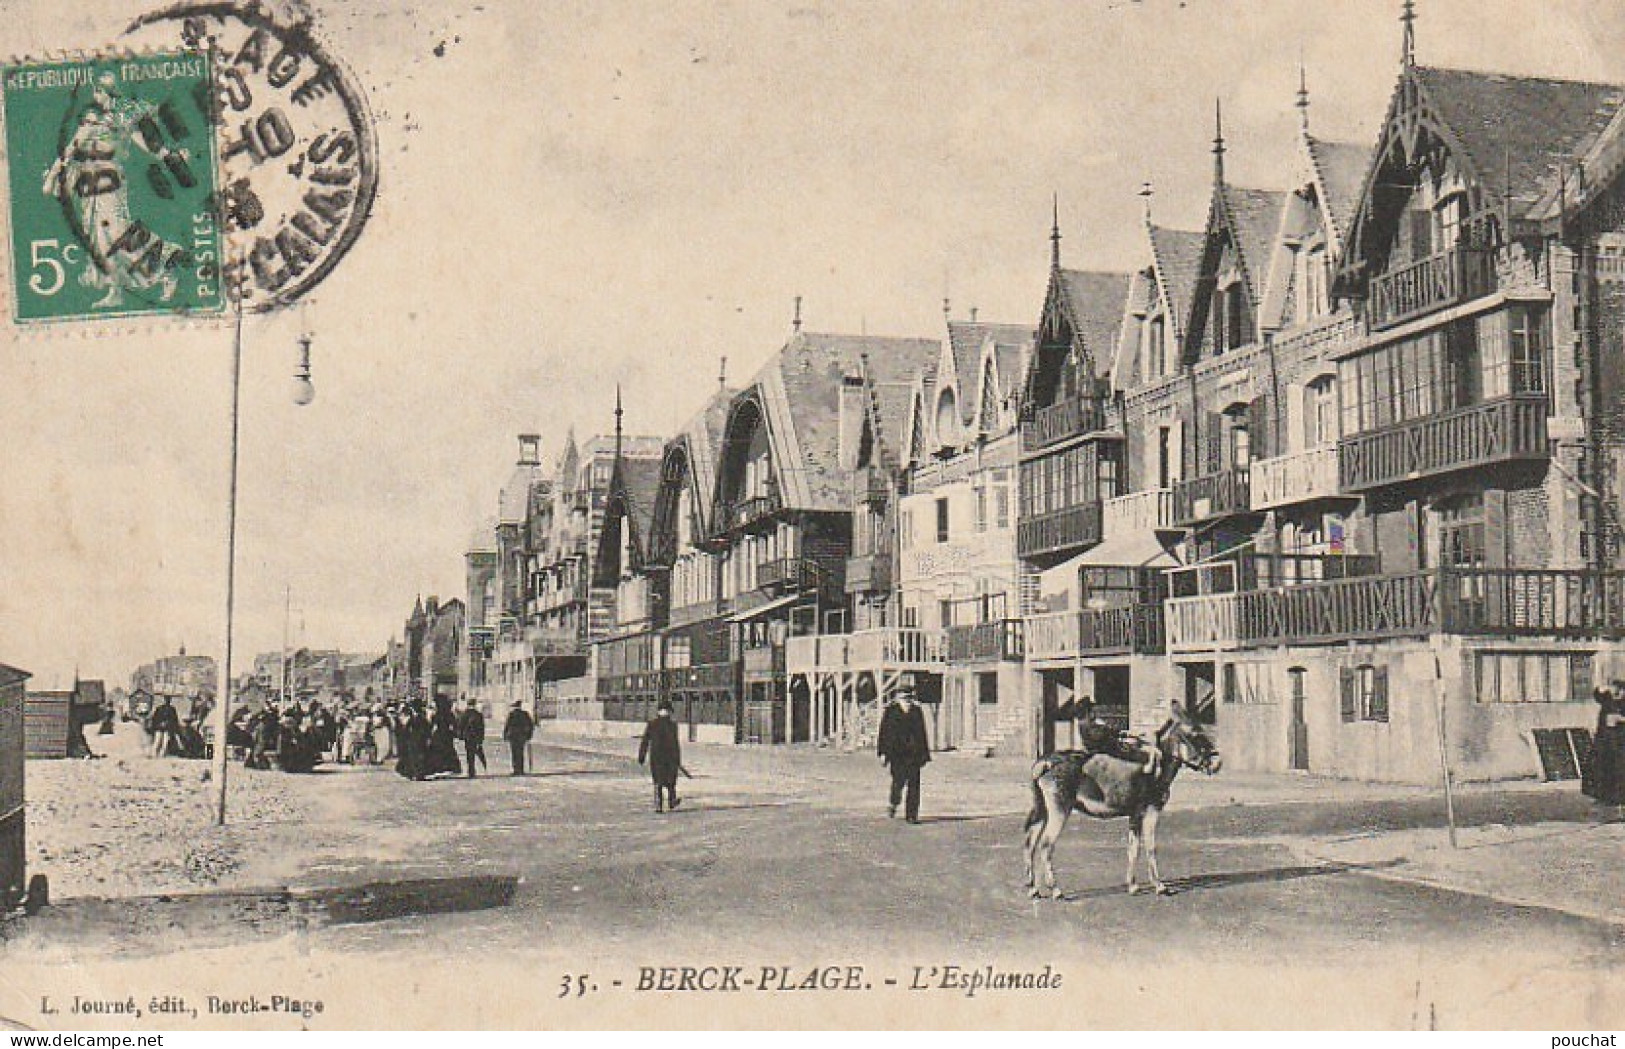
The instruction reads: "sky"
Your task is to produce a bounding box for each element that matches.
[1,0,1623,689]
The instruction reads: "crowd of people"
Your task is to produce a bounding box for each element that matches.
[218,692,538,782]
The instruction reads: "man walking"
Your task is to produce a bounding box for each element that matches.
[502,699,535,776]
[457,696,488,779]
[877,676,931,823]
[638,699,682,813]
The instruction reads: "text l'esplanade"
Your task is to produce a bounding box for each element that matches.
[2,58,206,93]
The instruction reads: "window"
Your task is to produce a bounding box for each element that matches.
[1143,312,1167,379]
[1305,376,1338,447]
[994,483,1010,530]
[1437,495,1485,569]
[939,599,954,629]
[899,509,913,550]
[1340,664,1389,723]
[1157,427,1172,490]
[1298,243,1329,319]
[935,498,950,544]
[1226,282,1245,351]
[1474,651,1592,704]
[975,486,988,533]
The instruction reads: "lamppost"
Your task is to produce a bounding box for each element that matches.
[211,285,315,827]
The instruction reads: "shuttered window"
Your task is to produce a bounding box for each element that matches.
[1339,664,1389,723]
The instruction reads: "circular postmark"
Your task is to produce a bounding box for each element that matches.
[125,1,378,312]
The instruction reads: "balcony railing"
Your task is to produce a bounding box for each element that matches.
[1164,569,1625,652]
[945,619,1025,663]
[1024,611,1080,661]
[661,662,734,693]
[845,552,893,595]
[1368,245,1497,331]
[1022,395,1108,451]
[1337,394,1549,492]
[758,557,822,593]
[1016,501,1103,560]
[786,629,945,672]
[1078,604,1167,655]
[1102,488,1174,537]
[726,489,783,532]
[1249,446,1342,509]
[1171,468,1252,526]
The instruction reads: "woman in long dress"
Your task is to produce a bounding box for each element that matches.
[424,696,463,779]
[395,702,429,781]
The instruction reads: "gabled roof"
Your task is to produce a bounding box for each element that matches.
[1304,136,1370,243]
[466,516,497,554]
[1411,65,1625,220]
[0,663,30,688]
[751,331,939,511]
[673,386,735,528]
[1215,185,1289,308]
[613,457,665,562]
[945,319,1034,425]
[1146,225,1205,341]
[498,459,543,525]
[1057,270,1132,377]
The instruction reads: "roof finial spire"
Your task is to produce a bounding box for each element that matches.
[613,383,624,462]
[1401,0,1416,67]
[792,295,802,334]
[943,296,951,320]
[718,356,727,391]
[1296,63,1311,130]
[1050,193,1061,268]
[1139,180,1154,225]
[1212,98,1226,183]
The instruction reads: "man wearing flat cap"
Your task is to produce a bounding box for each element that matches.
[877,675,931,823]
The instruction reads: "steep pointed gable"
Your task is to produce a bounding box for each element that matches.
[1413,66,1625,221]
[1305,136,1371,246]
[1146,224,1205,343]
[946,319,1034,427]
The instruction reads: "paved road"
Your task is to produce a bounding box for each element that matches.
[9,738,1622,1028]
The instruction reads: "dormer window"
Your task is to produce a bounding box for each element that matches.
[1141,311,1167,379]
[1213,276,1245,354]
[1296,240,1329,320]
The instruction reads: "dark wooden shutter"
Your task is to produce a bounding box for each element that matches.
[1248,395,1271,461]
[1570,652,1595,703]
[1205,412,1224,475]
[1339,666,1356,723]
[1371,666,1390,723]
[1482,489,1508,569]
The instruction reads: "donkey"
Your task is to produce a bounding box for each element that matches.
[1023,702,1221,899]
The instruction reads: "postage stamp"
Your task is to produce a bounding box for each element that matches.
[126,1,379,312]
[1,52,223,323]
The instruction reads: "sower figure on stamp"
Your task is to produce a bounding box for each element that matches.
[638,699,682,813]
[457,695,487,779]
[877,675,931,823]
[503,699,535,776]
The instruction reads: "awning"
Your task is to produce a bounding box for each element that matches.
[1037,533,1182,610]
[725,592,805,623]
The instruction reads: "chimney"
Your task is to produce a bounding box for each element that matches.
[518,433,541,466]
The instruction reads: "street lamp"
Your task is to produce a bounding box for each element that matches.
[212,289,316,826]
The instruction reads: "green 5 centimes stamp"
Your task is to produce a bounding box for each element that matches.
[2,52,222,323]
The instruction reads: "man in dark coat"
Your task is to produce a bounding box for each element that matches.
[877,676,931,823]
[148,696,181,759]
[502,700,536,776]
[457,697,487,779]
[638,699,682,812]
[1583,683,1625,808]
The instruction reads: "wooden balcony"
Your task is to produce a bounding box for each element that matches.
[1022,395,1109,451]
[1024,610,1081,661]
[1249,446,1342,509]
[1164,568,1625,653]
[945,619,1025,663]
[758,557,823,594]
[844,552,893,595]
[786,629,945,673]
[1102,488,1174,537]
[1079,604,1167,655]
[1016,501,1103,561]
[1337,394,1549,492]
[1171,468,1252,526]
[725,490,783,532]
[1368,245,1497,331]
